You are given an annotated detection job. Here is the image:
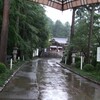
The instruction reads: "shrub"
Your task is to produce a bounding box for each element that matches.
[0,63,6,74]
[75,61,85,69]
[91,58,97,66]
[75,61,80,68]
[83,64,94,72]
[75,57,80,62]
[96,63,100,71]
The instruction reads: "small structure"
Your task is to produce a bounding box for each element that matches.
[49,37,68,52]
[49,38,68,57]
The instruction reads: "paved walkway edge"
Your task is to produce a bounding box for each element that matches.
[0,61,29,92]
[57,62,100,86]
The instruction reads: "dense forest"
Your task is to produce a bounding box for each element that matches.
[64,4,100,65]
[0,0,50,61]
[47,18,70,38]
[0,0,70,63]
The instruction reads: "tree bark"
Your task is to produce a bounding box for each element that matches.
[87,5,95,64]
[0,0,10,63]
[16,6,20,36]
[71,8,76,38]
[67,8,76,65]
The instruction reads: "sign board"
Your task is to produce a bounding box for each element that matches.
[97,47,100,62]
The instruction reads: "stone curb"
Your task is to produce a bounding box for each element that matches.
[57,62,100,86]
[0,61,29,92]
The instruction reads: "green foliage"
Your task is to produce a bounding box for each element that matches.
[83,64,94,72]
[3,0,50,59]
[51,20,70,38]
[75,57,80,62]
[0,61,24,86]
[91,58,97,66]
[96,63,100,71]
[72,19,89,53]
[0,63,6,74]
[46,17,54,37]
[70,5,100,64]
[75,61,80,68]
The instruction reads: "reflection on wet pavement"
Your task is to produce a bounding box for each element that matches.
[0,58,100,100]
[37,59,100,100]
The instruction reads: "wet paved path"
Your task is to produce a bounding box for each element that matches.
[0,58,100,100]
[0,60,39,100]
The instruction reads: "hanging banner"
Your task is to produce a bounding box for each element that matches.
[97,47,100,62]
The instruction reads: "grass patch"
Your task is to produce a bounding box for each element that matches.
[65,65,100,83]
[0,61,25,86]
[70,67,100,82]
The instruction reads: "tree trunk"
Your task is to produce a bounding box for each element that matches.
[67,8,76,65]
[87,5,95,64]
[0,0,10,63]
[16,6,20,36]
[71,8,76,38]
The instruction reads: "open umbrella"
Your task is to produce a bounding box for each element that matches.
[30,0,100,11]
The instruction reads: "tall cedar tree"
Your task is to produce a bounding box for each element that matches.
[0,0,10,63]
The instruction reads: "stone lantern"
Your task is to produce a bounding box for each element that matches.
[72,53,76,64]
[13,47,18,62]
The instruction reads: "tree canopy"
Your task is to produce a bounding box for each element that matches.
[70,5,100,64]
[0,0,51,60]
[47,19,71,38]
